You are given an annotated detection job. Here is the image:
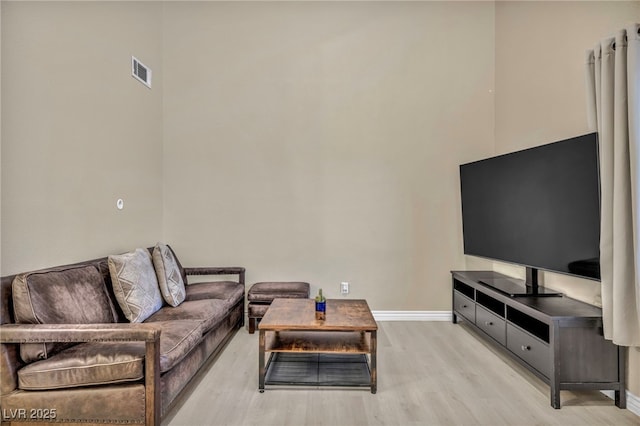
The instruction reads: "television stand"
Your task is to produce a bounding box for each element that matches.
[452,270,626,409]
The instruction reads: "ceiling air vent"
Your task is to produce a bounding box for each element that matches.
[132,56,151,88]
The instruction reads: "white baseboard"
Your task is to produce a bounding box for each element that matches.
[602,390,640,417]
[627,391,640,417]
[373,310,638,418]
[372,310,452,322]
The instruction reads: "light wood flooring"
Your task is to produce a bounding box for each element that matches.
[163,321,639,426]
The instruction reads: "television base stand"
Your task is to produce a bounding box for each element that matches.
[478,278,562,298]
[512,289,562,298]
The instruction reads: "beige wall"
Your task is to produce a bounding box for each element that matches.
[162,1,495,310]
[1,1,164,274]
[491,0,640,398]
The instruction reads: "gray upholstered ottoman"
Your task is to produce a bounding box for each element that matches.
[247,281,310,333]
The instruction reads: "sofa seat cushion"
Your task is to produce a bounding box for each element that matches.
[18,342,144,390]
[152,320,205,372]
[17,320,204,390]
[145,299,228,334]
[12,264,118,363]
[184,281,244,308]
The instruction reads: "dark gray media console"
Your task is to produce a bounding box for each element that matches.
[451,270,626,409]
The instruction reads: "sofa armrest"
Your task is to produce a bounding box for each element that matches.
[184,266,245,285]
[0,323,161,425]
[0,323,161,344]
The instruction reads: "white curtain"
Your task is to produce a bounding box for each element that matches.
[586,23,640,347]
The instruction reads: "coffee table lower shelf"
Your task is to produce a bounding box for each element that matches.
[264,353,372,389]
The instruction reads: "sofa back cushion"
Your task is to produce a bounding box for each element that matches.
[12,264,118,363]
[108,248,164,323]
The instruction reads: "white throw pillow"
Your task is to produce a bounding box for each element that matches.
[152,243,186,307]
[108,248,164,323]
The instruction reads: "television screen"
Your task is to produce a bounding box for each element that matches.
[459,133,601,281]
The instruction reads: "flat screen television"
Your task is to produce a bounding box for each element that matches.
[459,133,601,297]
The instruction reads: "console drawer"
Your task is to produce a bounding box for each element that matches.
[454,291,475,323]
[507,323,550,378]
[476,306,506,345]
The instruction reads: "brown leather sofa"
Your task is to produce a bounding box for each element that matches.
[0,246,245,425]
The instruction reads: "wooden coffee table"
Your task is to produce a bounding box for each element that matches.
[258,298,378,393]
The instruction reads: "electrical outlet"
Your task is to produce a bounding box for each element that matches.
[341,281,349,295]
